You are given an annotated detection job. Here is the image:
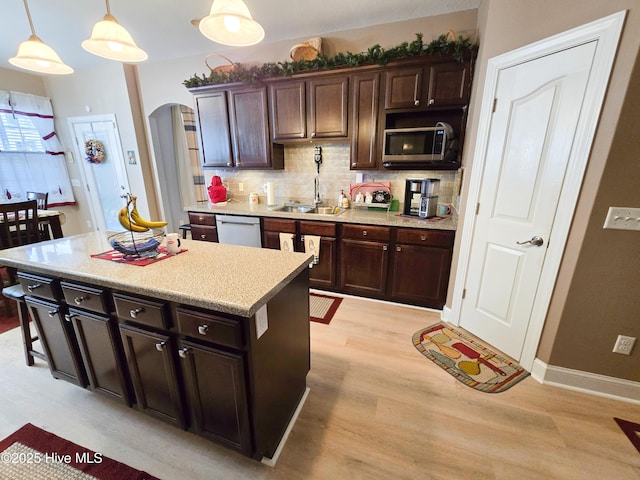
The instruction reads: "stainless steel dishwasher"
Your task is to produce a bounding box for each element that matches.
[215,215,262,248]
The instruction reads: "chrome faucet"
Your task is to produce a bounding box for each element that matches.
[313,176,323,206]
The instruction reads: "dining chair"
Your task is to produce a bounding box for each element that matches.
[0,200,47,366]
[26,191,50,240]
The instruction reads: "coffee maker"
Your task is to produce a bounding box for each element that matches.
[403,178,440,218]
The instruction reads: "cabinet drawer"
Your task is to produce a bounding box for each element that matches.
[342,224,390,242]
[18,272,61,302]
[188,211,216,226]
[299,220,336,237]
[176,307,243,350]
[191,225,218,242]
[61,282,111,315]
[263,218,296,233]
[396,228,454,248]
[113,293,169,330]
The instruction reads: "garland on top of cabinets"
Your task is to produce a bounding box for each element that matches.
[183,33,477,89]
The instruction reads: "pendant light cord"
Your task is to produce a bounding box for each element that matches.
[105,0,112,16]
[22,0,36,36]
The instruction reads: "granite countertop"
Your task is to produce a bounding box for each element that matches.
[185,200,458,231]
[0,232,313,318]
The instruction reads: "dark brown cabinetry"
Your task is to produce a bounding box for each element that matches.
[339,224,390,297]
[350,72,380,169]
[389,228,454,308]
[426,62,471,108]
[268,75,349,142]
[188,211,218,242]
[193,86,284,169]
[262,218,337,289]
[62,281,132,405]
[384,67,423,110]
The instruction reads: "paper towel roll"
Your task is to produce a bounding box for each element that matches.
[264,182,276,206]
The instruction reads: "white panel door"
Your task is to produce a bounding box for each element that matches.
[460,41,597,359]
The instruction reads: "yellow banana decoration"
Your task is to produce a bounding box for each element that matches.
[118,203,149,232]
[129,196,168,229]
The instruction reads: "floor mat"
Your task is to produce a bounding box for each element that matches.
[310,292,343,324]
[412,321,530,393]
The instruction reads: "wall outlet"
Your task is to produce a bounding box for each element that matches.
[603,207,640,231]
[238,182,244,192]
[612,335,636,355]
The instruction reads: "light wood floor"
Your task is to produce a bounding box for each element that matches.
[1,294,639,480]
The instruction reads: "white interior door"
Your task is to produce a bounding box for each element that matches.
[69,115,130,232]
[459,42,597,359]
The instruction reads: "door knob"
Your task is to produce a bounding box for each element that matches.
[516,236,544,247]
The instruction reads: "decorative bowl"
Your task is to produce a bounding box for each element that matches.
[108,228,165,258]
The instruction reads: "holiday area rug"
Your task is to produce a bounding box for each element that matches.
[412,321,530,393]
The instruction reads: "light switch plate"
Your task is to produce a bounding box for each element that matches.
[603,207,640,231]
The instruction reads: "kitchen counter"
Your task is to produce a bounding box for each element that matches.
[185,200,458,231]
[0,231,313,317]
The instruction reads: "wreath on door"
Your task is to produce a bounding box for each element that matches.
[85,139,105,164]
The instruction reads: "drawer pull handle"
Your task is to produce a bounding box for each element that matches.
[178,347,189,359]
[421,235,426,241]
[27,283,42,292]
[198,325,209,335]
[155,341,166,352]
[47,308,59,317]
[428,99,434,106]
[130,307,144,318]
[74,296,86,305]
[200,234,206,239]
[362,231,368,236]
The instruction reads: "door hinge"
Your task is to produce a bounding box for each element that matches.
[492,98,497,112]
[462,288,467,299]
[475,203,480,215]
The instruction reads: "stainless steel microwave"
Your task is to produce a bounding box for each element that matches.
[382,122,456,167]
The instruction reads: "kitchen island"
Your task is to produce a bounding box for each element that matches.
[0,232,313,463]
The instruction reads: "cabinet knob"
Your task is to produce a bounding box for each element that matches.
[64,313,77,322]
[226,162,234,167]
[47,308,59,317]
[362,230,368,236]
[383,245,388,251]
[74,296,86,305]
[421,235,426,241]
[178,347,189,359]
[200,234,207,239]
[130,307,144,319]
[415,99,421,106]
[311,132,316,138]
[155,341,166,352]
[27,283,42,292]
[197,324,209,335]
[396,246,401,252]
[428,99,434,105]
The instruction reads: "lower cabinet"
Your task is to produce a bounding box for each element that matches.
[188,211,218,242]
[339,224,390,297]
[25,296,88,387]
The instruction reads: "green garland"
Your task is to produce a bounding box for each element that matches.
[184,33,477,89]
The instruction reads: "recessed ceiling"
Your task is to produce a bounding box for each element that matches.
[0,0,481,73]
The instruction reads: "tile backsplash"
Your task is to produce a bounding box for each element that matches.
[203,143,461,209]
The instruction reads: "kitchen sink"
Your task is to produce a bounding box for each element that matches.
[272,204,343,215]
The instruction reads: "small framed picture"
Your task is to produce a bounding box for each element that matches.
[127,150,137,165]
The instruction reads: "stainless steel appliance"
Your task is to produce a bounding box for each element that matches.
[382,122,458,168]
[215,215,262,248]
[403,178,440,218]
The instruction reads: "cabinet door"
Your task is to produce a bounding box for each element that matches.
[69,308,132,405]
[26,296,87,387]
[195,92,233,168]
[309,76,349,138]
[350,72,380,169]
[384,67,423,109]
[228,87,274,169]
[190,225,218,242]
[427,61,470,107]
[178,340,251,455]
[119,324,186,428]
[390,244,453,308]
[309,237,337,288]
[269,81,306,140]
[339,239,389,296]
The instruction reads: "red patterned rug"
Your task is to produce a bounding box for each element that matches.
[0,423,159,479]
[413,322,530,393]
[310,293,343,324]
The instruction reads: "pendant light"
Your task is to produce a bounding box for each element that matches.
[9,0,73,75]
[199,0,265,47]
[82,0,148,62]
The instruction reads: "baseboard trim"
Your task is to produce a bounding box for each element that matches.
[531,359,640,405]
[441,305,452,323]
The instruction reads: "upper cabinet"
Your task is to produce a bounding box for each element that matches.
[426,61,470,108]
[384,67,423,110]
[268,74,349,142]
[350,72,380,170]
[193,85,284,169]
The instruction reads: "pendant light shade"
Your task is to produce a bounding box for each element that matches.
[82,2,148,62]
[10,0,73,75]
[199,0,265,47]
